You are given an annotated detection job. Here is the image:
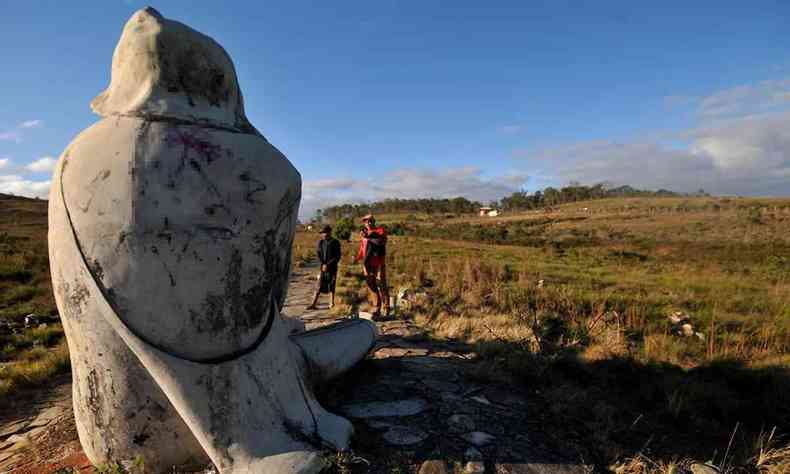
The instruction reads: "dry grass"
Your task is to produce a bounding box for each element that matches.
[0,195,67,402]
[2,191,789,470]
[611,427,790,473]
[329,197,790,471]
[0,340,69,398]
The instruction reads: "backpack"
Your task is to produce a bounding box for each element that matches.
[365,228,386,258]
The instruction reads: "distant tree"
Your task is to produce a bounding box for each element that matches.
[333,217,355,241]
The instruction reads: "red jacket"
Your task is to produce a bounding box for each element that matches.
[356,226,387,267]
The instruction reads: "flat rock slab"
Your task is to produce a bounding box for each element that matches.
[495,462,591,474]
[447,414,475,434]
[382,426,429,445]
[374,347,430,358]
[340,398,429,418]
[26,405,66,429]
[0,420,28,438]
[422,379,460,393]
[462,431,497,447]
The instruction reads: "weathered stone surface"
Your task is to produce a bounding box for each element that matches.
[470,395,492,406]
[462,431,496,446]
[423,378,460,393]
[48,7,377,473]
[26,405,65,429]
[365,419,396,430]
[374,347,430,358]
[690,463,720,474]
[382,426,429,445]
[340,399,428,418]
[0,420,28,438]
[495,462,590,474]
[447,414,475,434]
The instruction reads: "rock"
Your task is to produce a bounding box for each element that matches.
[690,463,720,474]
[465,447,483,461]
[462,431,496,446]
[419,460,449,474]
[26,405,66,428]
[382,426,429,445]
[0,420,28,438]
[485,389,525,407]
[341,399,428,418]
[374,347,429,359]
[364,419,395,430]
[441,392,463,403]
[495,463,589,473]
[668,311,686,324]
[3,433,31,451]
[470,395,492,405]
[358,311,379,322]
[447,414,475,434]
[0,450,17,466]
[464,461,485,473]
[397,286,413,301]
[423,379,460,393]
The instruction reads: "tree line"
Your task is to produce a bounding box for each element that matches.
[317,183,689,221]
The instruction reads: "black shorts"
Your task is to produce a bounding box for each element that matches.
[319,270,337,294]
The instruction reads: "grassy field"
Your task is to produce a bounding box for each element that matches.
[0,194,67,401]
[322,196,790,472]
[2,194,789,472]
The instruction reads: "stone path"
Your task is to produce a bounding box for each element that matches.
[0,264,588,473]
[0,375,90,473]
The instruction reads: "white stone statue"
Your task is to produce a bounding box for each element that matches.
[48,7,377,473]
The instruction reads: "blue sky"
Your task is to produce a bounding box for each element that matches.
[2,1,789,218]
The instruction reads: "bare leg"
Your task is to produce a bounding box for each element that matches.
[365,273,381,315]
[330,291,335,309]
[378,264,389,316]
[306,290,320,310]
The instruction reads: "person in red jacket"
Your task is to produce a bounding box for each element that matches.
[354,214,389,317]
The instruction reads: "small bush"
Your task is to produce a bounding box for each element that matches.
[334,217,355,241]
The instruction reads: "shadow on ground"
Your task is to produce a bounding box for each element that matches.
[320,313,790,473]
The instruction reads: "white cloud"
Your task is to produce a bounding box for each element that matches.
[25,156,58,173]
[519,141,713,192]
[19,120,43,129]
[0,119,44,142]
[517,111,790,196]
[697,78,790,119]
[300,166,528,220]
[0,158,9,170]
[0,175,51,198]
[513,78,790,197]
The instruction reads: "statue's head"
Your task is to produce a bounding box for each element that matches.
[91,7,253,133]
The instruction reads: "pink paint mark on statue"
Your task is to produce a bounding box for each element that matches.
[165,127,233,164]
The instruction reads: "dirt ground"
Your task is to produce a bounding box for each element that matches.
[0,264,587,473]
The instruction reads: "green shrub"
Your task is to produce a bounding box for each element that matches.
[334,217,355,241]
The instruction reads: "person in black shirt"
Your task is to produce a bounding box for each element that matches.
[307,225,342,310]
